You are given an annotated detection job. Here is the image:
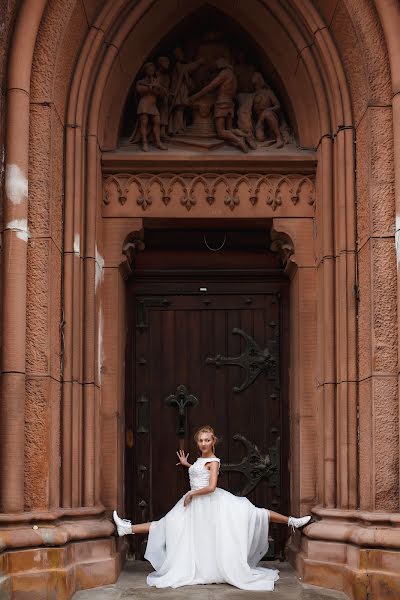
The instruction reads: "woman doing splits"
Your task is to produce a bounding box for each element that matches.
[113,425,313,591]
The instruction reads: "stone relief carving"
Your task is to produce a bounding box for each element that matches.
[270,231,295,267]
[125,32,294,153]
[128,62,169,151]
[103,173,315,212]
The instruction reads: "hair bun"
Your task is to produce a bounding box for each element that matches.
[194,425,219,447]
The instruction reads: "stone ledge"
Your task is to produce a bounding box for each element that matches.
[288,517,400,600]
[0,517,114,552]
[0,537,123,600]
[102,146,317,175]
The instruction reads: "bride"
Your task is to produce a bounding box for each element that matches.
[113,425,312,591]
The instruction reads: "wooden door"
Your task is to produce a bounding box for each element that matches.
[125,275,289,559]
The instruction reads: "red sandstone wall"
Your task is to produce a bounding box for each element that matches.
[315,0,398,513]
[2,0,398,528]
[1,1,400,598]
[0,0,19,399]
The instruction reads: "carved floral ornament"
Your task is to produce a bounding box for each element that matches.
[103,173,315,212]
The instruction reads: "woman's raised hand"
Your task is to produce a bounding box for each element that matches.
[176,449,190,467]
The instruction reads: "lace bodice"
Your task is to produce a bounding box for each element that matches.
[188,457,220,491]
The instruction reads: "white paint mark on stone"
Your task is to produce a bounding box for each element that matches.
[396,214,400,266]
[98,306,103,383]
[5,164,28,204]
[95,246,104,291]
[74,233,80,255]
[6,218,30,241]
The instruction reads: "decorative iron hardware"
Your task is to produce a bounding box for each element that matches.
[165,385,199,439]
[138,499,148,521]
[136,394,149,434]
[138,464,147,479]
[206,328,277,392]
[220,434,280,496]
[136,297,171,331]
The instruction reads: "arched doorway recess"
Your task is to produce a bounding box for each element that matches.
[1,1,399,599]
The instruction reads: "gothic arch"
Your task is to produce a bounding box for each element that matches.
[1,1,399,598]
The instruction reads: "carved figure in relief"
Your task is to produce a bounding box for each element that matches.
[129,62,168,152]
[189,58,254,153]
[234,51,256,93]
[169,48,203,135]
[251,72,284,148]
[156,56,171,139]
[125,34,294,152]
[236,92,257,147]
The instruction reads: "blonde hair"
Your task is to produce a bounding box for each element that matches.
[194,425,219,454]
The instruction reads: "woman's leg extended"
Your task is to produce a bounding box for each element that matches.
[113,510,151,537]
[132,522,151,534]
[268,510,313,530]
[268,510,288,524]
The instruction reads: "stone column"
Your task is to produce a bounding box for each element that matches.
[0,0,47,513]
[101,217,144,511]
[271,218,317,517]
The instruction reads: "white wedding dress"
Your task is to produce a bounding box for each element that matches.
[145,456,280,590]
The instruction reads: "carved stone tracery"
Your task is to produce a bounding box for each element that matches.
[103,172,315,212]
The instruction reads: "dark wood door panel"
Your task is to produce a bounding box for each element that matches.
[126,280,289,559]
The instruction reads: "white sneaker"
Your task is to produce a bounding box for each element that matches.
[113,510,133,536]
[288,515,312,532]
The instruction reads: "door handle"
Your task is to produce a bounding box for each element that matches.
[164,385,199,439]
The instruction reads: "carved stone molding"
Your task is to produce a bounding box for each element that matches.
[120,232,145,280]
[103,172,315,213]
[270,230,295,268]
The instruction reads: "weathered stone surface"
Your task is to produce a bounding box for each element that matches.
[355,106,370,248]
[373,376,399,511]
[329,1,369,125]
[28,102,64,249]
[313,1,392,126]
[342,0,392,106]
[26,239,51,375]
[2,538,118,600]
[29,104,54,238]
[357,241,372,380]
[358,373,399,513]
[31,0,88,121]
[371,237,397,373]
[50,107,64,250]
[24,378,51,510]
[369,107,395,185]
[357,237,397,379]
[52,1,89,122]
[50,238,62,381]
[26,237,62,379]
[356,107,395,241]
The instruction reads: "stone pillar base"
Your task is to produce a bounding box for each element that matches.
[287,512,400,600]
[0,537,124,600]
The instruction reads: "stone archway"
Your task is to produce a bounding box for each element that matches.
[1,1,399,599]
